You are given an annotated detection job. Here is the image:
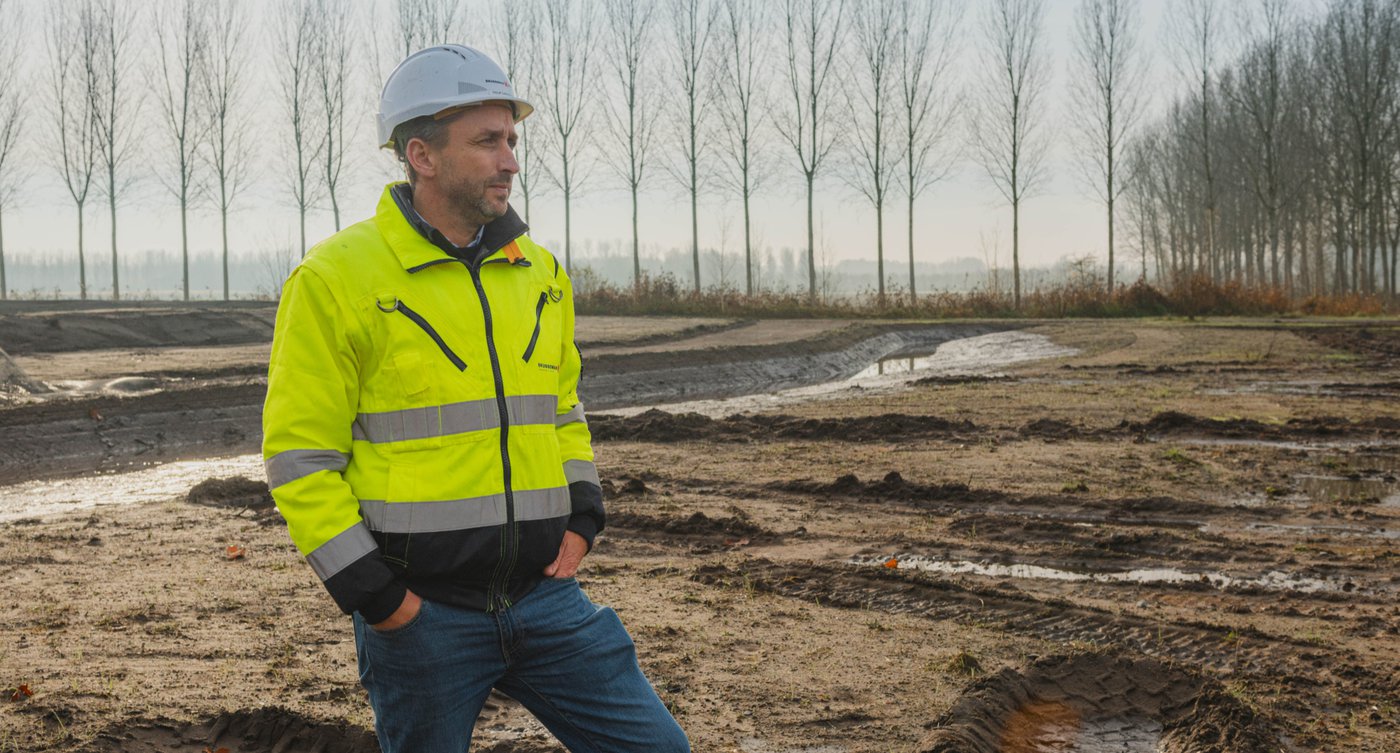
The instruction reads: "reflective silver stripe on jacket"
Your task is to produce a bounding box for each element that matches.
[358,486,571,534]
[352,394,558,444]
[265,449,351,490]
[306,524,379,581]
[555,402,587,427]
[563,458,600,487]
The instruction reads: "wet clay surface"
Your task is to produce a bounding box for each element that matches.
[1,316,1398,752]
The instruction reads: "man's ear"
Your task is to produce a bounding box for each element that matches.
[405,138,436,180]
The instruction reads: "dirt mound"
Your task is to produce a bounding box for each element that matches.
[918,652,1281,753]
[1018,417,1086,440]
[0,382,265,486]
[769,471,1002,507]
[187,476,273,510]
[590,410,977,443]
[85,706,377,753]
[768,472,1224,523]
[1121,410,1400,439]
[608,511,772,543]
[912,374,1014,386]
[0,305,276,356]
[1302,325,1400,364]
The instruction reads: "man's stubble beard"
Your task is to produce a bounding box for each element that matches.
[448,173,511,227]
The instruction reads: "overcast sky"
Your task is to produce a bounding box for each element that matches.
[0,0,1332,295]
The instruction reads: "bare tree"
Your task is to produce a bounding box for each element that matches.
[154,0,209,301]
[972,0,1050,308]
[1225,0,1300,291]
[395,0,460,57]
[897,0,962,303]
[201,0,253,301]
[1315,0,1400,294]
[90,0,141,300]
[0,0,24,300]
[273,0,325,257]
[601,0,660,292]
[715,0,773,296]
[47,0,101,300]
[537,0,599,270]
[1069,0,1147,292]
[314,0,354,231]
[491,0,546,224]
[777,0,847,299]
[665,0,718,292]
[1167,0,1224,281]
[847,0,900,306]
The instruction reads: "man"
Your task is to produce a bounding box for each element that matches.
[262,44,689,753]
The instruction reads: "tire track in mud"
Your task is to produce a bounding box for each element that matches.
[693,558,1396,728]
[916,652,1282,753]
[695,558,1304,670]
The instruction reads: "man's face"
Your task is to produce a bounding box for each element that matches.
[423,103,520,225]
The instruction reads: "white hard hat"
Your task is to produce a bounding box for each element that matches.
[377,44,534,149]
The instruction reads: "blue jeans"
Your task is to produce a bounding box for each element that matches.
[351,576,690,753]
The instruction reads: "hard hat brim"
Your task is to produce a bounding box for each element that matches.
[378,95,535,150]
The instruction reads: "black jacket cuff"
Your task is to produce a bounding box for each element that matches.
[354,579,407,625]
[567,480,605,550]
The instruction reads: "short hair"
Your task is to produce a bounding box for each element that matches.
[391,115,452,184]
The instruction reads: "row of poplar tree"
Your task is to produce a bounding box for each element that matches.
[0,0,1397,305]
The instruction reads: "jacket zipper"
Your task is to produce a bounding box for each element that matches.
[468,260,518,612]
[381,300,467,371]
[521,292,548,362]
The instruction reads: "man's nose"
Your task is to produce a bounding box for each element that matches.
[501,143,520,175]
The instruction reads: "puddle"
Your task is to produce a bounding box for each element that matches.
[42,376,165,398]
[1239,521,1400,541]
[1295,473,1400,506]
[857,554,1370,594]
[849,331,1076,381]
[999,704,1162,753]
[0,453,264,522]
[603,331,1078,419]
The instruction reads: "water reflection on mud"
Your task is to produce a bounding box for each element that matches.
[856,554,1369,594]
[0,454,264,523]
[606,331,1078,419]
[849,331,1077,381]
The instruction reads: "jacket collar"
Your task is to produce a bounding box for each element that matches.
[375,182,530,272]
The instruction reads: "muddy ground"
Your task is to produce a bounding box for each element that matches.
[0,304,1397,752]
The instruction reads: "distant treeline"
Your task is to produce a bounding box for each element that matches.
[0,0,1398,308]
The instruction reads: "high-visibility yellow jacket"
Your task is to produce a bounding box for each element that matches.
[263,183,602,623]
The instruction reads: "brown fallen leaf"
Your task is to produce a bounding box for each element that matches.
[225,545,246,560]
[883,557,899,569]
[9,683,32,701]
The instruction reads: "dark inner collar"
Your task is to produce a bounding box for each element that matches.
[389,183,529,263]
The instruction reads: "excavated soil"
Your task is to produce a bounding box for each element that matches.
[1,310,1398,752]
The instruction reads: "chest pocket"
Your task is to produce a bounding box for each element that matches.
[521,280,564,367]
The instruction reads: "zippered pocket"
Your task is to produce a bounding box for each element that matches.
[377,298,467,372]
[521,291,548,362]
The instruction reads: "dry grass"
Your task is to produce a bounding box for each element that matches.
[575,272,1396,319]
